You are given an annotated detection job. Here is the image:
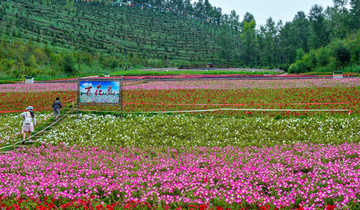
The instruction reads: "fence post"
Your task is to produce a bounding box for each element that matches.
[77,76,80,119]
[120,76,124,118]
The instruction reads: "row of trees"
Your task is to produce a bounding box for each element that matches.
[217,0,360,70]
[87,0,239,26]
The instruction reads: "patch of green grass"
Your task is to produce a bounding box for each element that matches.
[110,70,280,76]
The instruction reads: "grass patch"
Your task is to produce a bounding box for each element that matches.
[110,70,280,76]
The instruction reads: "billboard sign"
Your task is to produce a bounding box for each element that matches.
[78,79,121,104]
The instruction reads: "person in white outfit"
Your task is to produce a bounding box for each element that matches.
[20,106,36,144]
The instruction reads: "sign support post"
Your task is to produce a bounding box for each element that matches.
[120,76,124,118]
[77,76,80,119]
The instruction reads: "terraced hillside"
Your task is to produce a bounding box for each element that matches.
[0,0,240,64]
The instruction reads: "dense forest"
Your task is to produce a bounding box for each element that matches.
[0,0,360,78]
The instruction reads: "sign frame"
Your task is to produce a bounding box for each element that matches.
[76,77,124,118]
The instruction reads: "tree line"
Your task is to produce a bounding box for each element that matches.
[217,0,360,71]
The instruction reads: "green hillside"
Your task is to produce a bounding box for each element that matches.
[0,0,234,62]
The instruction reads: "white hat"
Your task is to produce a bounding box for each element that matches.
[26,106,33,111]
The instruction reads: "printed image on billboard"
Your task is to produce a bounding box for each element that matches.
[79,81,120,104]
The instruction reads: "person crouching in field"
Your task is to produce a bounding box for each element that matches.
[20,106,36,144]
[52,97,62,121]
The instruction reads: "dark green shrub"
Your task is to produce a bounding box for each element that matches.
[330,40,351,67]
[289,60,307,73]
[63,54,76,74]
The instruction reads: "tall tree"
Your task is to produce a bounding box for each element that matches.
[275,20,284,65]
[194,0,205,17]
[212,7,222,24]
[326,0,350,39]
[217,26,234,62]
[184,0,194,13]
[257,25,267,65]
[204,0,212,16]
[279,22,296,64]
[229,10,239,26]
[222,14,229,23]
[240,20,257,66]
[242,12,255,26]
[350,0,360,30]
[175,0,185,11]
[308,4,330,49]
[292,11,310,52]
[264,17,276,66]
[154,0,163,7]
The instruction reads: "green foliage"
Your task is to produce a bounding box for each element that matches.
[307,50,318,69]
[341,65,360,73]
[330,40,351,67]
[0,0,229,73]
[291,49,318,73]
[308,4,330,49]
[240,20,257,66]
[295,49,305,61]
[288,60,307,73]
[292,33,360,73]
[316,47,330,66]
[62,53,76,74]
[217,27,235,62]
[110,70,279,76]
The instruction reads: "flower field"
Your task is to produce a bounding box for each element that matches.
[0,143,360,209]
[1,78,360,116]
[33,114,360,148]
[1,77,360,209]
[124,78,360,90]
[95,78,360,116]
[0,83,76,93]
[0,83,77,112]
[0,92,77,113]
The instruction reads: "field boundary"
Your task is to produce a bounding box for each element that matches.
[30,75,359,83]
[124,101,360,106]
[80,108,352,115]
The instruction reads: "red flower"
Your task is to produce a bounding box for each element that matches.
[204,177,208,183]
[326,205,336,210]
[124,204,132,209]
[12,204,20,210]
[297,205,305,210]
[199,204,208,210]
[260,205,270,210]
